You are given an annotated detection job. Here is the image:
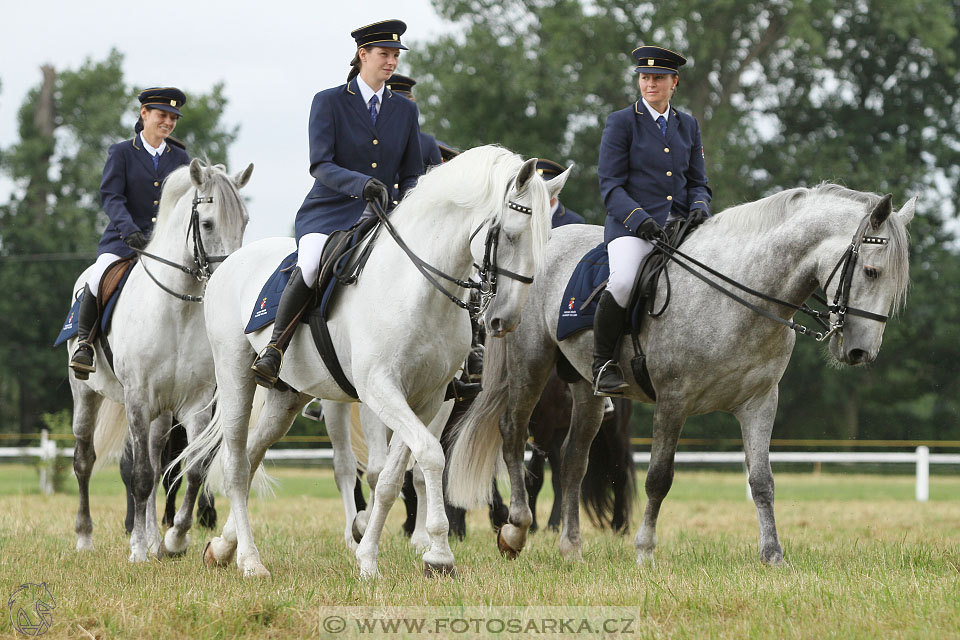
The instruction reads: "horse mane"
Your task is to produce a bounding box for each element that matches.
[397,145,552,272]
[714,183,910,311]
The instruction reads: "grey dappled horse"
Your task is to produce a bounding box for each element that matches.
[68,160,251,562]
[448,185,913,566]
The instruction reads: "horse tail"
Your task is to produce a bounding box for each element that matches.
[580,399,635,532]
[92,399,128,472]
[445,335,509,510]
[173,387,274,497]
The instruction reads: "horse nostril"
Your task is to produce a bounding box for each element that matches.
[848,348,867,364]
[488,318,503,335]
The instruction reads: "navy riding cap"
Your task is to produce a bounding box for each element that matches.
[386,73,416,95]
[536,158,569,178]
[351,19,408,50]
[631,46,686,75]
[137,87,186,116]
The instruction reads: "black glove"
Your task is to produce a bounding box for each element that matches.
[362,178,390,212]
[124,231,148,250]
[688,209,710,226]
[637,217,662,240]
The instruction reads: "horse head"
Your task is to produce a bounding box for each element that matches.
[186,159,253,275]
[825,193,913,365]
[478,156,571,337]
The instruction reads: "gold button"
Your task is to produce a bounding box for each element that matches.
[154,181,159,187]
[371,162,378,168]
[373,139,379,145]
[393,183,399,189]
[152,217,157,222]
[153,200,159,205]
[664,147,670,153]
[666,171,672,177]
[667,195,673,201]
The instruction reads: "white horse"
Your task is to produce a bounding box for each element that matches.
[68,160,252,562]
[447,185,913,565]
[178,145,570,578]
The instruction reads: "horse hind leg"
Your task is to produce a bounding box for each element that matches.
[557,381,605,561]
[70,379,103,552]
[323,400,362,551]
[634,404,686,566]
[735,389,784,566]
[409,464,431,551]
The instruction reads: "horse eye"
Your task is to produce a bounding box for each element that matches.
[202,220,214,231]
[864,266,880,279]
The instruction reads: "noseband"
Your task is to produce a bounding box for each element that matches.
[132,189,229,303]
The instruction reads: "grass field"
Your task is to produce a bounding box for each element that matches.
[1,464,958,639]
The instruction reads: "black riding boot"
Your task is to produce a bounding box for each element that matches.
[69,285,99,380]
[465,314,484,382]
[592,291,629,396]
[251,267,314,388]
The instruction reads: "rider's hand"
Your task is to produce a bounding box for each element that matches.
[124,231,148,250]
[688,209,710,226]
[637,217,662,240]
[362,178,390,212]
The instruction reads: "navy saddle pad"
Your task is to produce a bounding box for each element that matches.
[557,243,608,341]
[53,266,133,347]
[245,252,299,334]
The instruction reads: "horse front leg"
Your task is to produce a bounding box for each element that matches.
[355,432,412,579]
[634,403,686,566]
[734,388,784,566]
[160,406,213,558]
[557,382,604,561]
[70,380,102,552]
[322,400,362,551]
[125,400,156,563]
[497,399,541,559]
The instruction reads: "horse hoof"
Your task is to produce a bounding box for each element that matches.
[202,541,219,568]
[352,511,369,544]
[423,561,457,578]
[157,539,187,560]
[242,563,271,579]
[75,537,94,552]
[496,529,520,560]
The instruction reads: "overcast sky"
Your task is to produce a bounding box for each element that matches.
[0,0,452,242]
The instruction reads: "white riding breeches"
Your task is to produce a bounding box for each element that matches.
[86,253,122,297]
[606,213,681,307]
[296,233,330,287]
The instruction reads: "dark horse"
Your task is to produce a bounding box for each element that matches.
[121,422,216,534]
[401,369,634,537]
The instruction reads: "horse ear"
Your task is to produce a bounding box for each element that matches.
[234,163,254,189]
[516,158,538,191]
[897,195,917,226]
[189,158,205,189]
[869,193,893,229]
[545,163,574,201]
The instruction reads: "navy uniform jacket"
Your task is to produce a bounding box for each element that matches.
[420,131,442,168]
[551,201,586,228]
[97,136,190,257]
[295,78,424,240]
[597,101,711,243]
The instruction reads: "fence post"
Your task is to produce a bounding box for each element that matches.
[915,446,929,502]
[39,429,56,496]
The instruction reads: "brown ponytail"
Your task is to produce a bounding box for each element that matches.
[347,46,372,82]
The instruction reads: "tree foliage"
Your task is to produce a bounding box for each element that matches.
[0,50,237,436]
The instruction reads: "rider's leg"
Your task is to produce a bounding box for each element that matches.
[70,253,119,378]
[250,233,326,388]
[593,235,653,396]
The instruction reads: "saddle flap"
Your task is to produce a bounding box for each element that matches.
[98,256,136,315]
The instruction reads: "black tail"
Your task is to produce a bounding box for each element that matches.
[580,398,635,533]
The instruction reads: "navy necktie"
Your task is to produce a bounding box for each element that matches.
[368,94,379,126]
[656,115,667,138]
[152,152,159,171]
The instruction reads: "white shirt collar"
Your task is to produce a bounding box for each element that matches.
[356,75,385,113]
[550,200,561,216]
[642,98,670,123]
[139,132,166,157]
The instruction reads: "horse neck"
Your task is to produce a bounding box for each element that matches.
[140,194,203,295]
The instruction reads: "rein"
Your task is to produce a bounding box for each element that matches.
[651,213,890,341]
[132,190,229,303]
[369,187,535,319]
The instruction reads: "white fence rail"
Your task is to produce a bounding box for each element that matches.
[2,440,958,502]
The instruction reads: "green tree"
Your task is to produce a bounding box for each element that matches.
[0,50,238,437]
